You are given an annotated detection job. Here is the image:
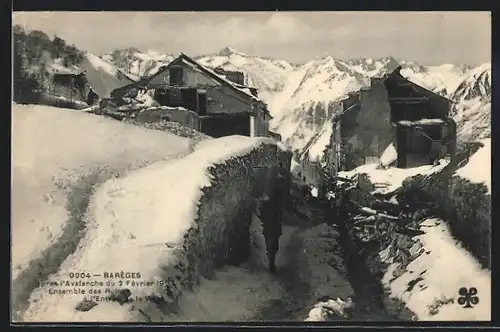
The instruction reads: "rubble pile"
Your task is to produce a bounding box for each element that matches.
[122,119,212,143]
[87,97,212,143]
[334,174,432,319]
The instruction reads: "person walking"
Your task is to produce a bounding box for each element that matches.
[86,86,99,106]
[259,164,288,274]
[260,195,281,274]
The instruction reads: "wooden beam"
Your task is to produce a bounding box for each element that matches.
[388,97,429,101]
[391,101,427,104]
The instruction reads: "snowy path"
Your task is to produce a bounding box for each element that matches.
[164,203,352,322]
[253,226,316,321]
[15,151,197,322]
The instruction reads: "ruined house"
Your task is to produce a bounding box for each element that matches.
[326,65,456,174]
[385,67,456,168]
[48,70,90,106]
[49,65,136,108]
[111,53,272,138]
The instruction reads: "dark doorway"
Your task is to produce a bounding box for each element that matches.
[198,92,207,116]
[154,88,170,106]
[396,126,407,168]
[181,88,198,113]
[200,114,250,137]
[406,130,432,168]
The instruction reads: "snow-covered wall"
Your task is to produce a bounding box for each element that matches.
[17,91,90,110]
[183,139,282,276]
[20,133,290,322]
[134,106,201,131]
[338,162,490,321]
[397,140,491,269]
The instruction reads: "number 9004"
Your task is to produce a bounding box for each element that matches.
[69,272,91,278]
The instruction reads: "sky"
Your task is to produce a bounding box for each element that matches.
[12,11,491,66]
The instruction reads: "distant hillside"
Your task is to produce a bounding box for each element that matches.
[13,25,85,102]
[13,25,134,104]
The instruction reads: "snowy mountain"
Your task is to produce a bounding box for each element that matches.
[449,62,491,142]
[270,56,473,161]
[103,47,490,158]
[273,58,486,162]
[103,47,295,102]
[451,62,491,102]
[269,57,368,157]
[196,47,296,102]
[101,48,177,80]
[347,56,471,98]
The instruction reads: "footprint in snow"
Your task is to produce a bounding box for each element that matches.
[38,225,49,232]
[107,188,126,198]
[43,193,56,204]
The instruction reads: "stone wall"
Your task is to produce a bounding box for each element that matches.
[16,91,89,110]
[131,142,292,321]
[396,141,490,269]
[135,106,200,131]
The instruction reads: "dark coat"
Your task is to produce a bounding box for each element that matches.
[260,195,282,236]
[87,89,99,105]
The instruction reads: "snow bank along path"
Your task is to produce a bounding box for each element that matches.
[340,161,491,321]
[21,131,277,322]
[381,218,491,321]
[340,160,449,196]
[12,104,190,321]
[454,138,491,194]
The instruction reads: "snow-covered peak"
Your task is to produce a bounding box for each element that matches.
[102,46,490,154]
[218,46,246,57]
[451,62,491,102]
[102,48,177,78]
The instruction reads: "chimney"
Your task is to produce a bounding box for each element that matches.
[249,87,258,97]
[224,71,245,85]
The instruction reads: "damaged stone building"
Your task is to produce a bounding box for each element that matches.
[48,60,136,109]
[325,65,456,176]
[111,53,272,138]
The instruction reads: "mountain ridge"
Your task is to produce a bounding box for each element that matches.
[103,47,491,159]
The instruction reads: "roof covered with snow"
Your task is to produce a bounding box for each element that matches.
[126,53,270,116]
[332,65,452,126]
[177,54,266,105]
[48,53,137,98]
[389,66,451,104]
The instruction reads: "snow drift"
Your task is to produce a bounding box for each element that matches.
[81,52,136,98]
[19,130,285,322]
[11,104,190,321]
[454,138,490,193]
[381,218,491,321]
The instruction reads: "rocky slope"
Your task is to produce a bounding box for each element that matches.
[449,62,491,143]
[101,48,176,81]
